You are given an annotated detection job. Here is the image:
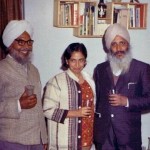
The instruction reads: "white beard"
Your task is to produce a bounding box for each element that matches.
[107,49,132,75]
[8,47,32,65]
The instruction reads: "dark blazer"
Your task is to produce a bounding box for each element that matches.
[93,59,150,149]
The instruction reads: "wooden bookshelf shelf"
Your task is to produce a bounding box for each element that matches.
[53,0,80,27]
[73,0,111,38]
[107,2,148,29]
[53,0,148,38]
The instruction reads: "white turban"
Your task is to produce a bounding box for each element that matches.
[2,20,33,48]
[104,23,130,50]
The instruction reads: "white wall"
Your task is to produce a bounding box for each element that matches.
[24,0,150,148]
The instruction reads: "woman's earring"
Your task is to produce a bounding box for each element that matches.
[66,60,69,66]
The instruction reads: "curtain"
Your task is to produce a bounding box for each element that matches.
[0,0,24,60]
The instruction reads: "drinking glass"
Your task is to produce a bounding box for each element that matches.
[25,85,34,96]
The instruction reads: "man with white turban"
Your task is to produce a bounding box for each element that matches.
[93,23,150,150]
[0,20,47,150]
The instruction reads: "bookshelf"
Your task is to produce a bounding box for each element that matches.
[53,0,79,27]
[53,0,148,37]
[106,2,148,29]
[73,0,110,38]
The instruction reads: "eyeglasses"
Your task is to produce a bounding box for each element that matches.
[111,41,128,48]
[15,39,34,46]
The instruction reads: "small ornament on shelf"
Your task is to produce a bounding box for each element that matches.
[98,0,107,19]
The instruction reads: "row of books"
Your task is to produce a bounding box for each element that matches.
[78,2,109,36]
[79,2,95,35]
[129,4,145,28]
[59,2,78,26]
[113,4,145,28]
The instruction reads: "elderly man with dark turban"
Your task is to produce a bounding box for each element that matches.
[93,23,150,150]
[0,20,47,149]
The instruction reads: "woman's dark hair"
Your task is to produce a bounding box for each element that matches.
[61,42,87,70]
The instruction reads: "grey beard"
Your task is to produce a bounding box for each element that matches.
[107,50,132,75]
[8,47,32,65]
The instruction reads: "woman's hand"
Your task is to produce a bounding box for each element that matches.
[78,107,92,117]
[67,107,92,118]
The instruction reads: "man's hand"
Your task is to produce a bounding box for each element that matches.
[109,94,128,106]
[19,91,37,109]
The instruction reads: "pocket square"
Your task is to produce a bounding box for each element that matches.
[128,82,137,89]
[95,112,101,118]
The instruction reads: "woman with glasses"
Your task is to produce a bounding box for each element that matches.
[43,42,95,150]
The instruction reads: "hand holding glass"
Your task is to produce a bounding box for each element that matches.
[109,89,117,95]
